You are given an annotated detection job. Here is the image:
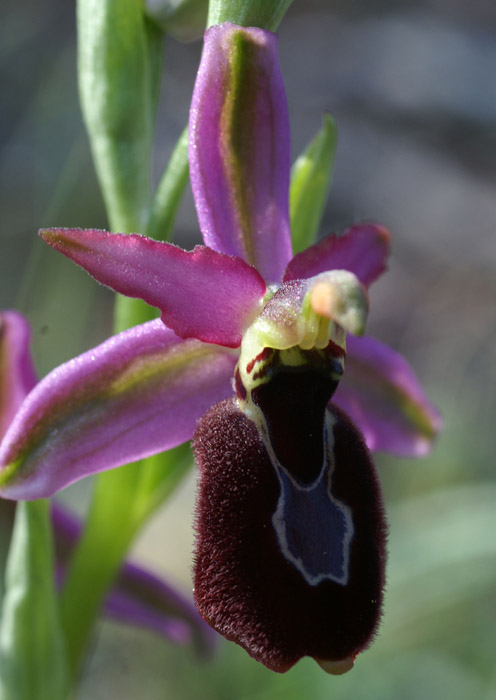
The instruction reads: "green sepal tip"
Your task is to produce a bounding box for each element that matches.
[290,113,338,254]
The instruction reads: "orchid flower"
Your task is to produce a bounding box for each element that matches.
[0,310,215,653]
[0,24,441,674]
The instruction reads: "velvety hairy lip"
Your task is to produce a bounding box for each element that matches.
[193,399,387,673]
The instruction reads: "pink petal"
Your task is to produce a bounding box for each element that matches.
[283,223,391,287]
[333,335,443,457]
[0,311,37,440]
[0,320,236,499]
[189,23,292,284]
[40,228,266,349]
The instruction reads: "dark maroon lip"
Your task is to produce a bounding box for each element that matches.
[192,398,387,672]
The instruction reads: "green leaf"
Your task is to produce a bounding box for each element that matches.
[146,126,190,243]
[290,114,338,254]
[0,501,68,700]
[60,443,192,678]
[207,0,294,31]
[77,0,163,233]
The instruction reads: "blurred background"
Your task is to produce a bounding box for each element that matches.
[1,0,496,697]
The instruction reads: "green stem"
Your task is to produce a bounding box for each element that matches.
[60,116,192,681]
[59,0,195,685]
[59,488,136,678]
[207,0,294,31]
[146,126,189,243]
[60,444,191,679]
